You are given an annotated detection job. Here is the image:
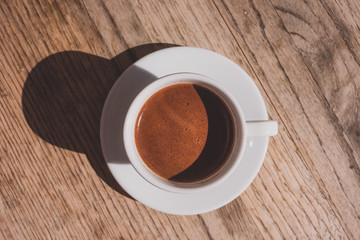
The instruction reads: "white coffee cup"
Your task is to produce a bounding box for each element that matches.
[123,73,277,194]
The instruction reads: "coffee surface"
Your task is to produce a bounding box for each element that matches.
[135,83,235,182]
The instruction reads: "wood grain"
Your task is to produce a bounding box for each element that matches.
[0,0,359,239]
[214,0,360,238]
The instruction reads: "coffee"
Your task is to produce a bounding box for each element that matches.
[135,83,235,183]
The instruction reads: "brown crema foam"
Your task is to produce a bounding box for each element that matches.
[135,83,235,183]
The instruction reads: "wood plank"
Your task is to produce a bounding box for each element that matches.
[270,0,360,170]
[214,0,360,238]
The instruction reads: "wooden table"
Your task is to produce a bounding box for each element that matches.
[1,0,359,239]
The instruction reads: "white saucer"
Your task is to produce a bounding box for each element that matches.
[100,47,269,215]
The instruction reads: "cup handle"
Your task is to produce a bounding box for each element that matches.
[246,120,278,137]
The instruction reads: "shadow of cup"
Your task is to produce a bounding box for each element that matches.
[22,43,177,198]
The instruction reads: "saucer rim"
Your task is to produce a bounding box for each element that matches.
[101,46,269,215]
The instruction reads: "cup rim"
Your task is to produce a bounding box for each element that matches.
[123,72,247,194]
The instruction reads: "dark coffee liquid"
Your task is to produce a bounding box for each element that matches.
[135,83,235,183]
